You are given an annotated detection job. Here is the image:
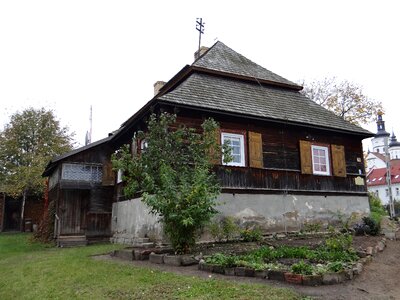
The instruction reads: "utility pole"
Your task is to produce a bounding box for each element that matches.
[384,135,395,217]
[196,18,205,59]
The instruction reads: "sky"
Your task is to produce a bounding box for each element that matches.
[0,0,399,149]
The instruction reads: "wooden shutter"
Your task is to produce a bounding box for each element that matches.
[249,131,263,168]
[299,140,312,174]
[331,144,346,177]
[102,161,115,186]
[131,138,138,156]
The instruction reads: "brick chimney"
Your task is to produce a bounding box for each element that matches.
[194,46,209,60]
[153,81,166,96]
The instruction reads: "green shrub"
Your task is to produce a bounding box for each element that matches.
[324,233,352,252]
[327,261,345,272]
[205,253,237,268]
[208,216,240,242]
[240,228,263,242]
[221,216,240,241]
[302,221,322,233]
[291,260,313,275]
[369,192,387,224]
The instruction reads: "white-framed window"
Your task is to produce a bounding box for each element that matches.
[396,187,400,196]
[140,139,148,152]
[375,190,379,197]
[221,132,245,167]
[311,145,330,176]
[385,189,389,197]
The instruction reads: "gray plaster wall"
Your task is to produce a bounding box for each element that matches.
[111,193,370,244]
[217,193,370,233]
[110,198,163,245]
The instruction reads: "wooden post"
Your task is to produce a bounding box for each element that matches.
[20,189,27,232]
[0,193,5,232]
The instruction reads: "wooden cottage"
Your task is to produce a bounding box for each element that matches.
[109,42,373,244]
[42,136,115,246]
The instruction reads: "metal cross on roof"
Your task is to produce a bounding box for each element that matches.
[196,18,205,58]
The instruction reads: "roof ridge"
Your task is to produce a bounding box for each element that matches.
[192,41,301,89]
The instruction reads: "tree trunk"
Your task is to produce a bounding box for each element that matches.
[20,189,27,232]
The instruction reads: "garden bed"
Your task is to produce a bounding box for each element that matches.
[196,234,387,286]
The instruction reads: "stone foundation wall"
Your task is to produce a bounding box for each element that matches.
[111,193,370,245]
[111,198,164,245]
[217,193,370,233]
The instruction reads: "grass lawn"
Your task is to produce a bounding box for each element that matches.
[0,233,300,300]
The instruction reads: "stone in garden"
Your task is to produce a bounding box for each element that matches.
[344,269,354,280]
[268,270,286,281]
[224,267,235,276]
[181,255,197,266]
[322,272,346,285]
[212,265,225,274]
[284,272,302,284]
[254,270,268,279]
[163,255,182,266]
[302,274,322,286]
[366,246,374,256]
[149,252,164,264]
[377,241,385,252]
[353,263,363,275]
[115,249,134,261]
[198,259,205,270]
[234,267,254,277]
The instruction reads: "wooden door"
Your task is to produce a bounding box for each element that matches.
[59,190,89,235]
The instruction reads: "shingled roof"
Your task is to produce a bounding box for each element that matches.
[157,41,372,136]
[193,42,301,90]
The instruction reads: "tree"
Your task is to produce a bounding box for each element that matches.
[301,77,383,126]
[112,113,230,254]
[0,107,73,230]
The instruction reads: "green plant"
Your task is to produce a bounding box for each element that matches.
[221,216,240,241]
[327,261,345,272]
[324,233,353,252]
[291,260,313,275]
[302,221,322,233]
[240,227,263,242]
[208,221,224,242]
[369,192,387,224]
[208,216,240,242]
[112,113,232,254]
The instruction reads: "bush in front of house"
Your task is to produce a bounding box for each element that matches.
[112,113,232,254]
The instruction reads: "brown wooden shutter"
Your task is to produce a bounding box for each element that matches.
[299,140,312,174]
[249,131,263,168]
[102,161,115,186]
[331,144,346,177]
[131,138,138,156]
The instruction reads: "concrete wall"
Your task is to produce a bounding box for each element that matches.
[111,193,370,245]
[217,193,369,233]
[111,198,163,245]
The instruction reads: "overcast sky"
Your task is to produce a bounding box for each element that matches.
[1,0,399,149]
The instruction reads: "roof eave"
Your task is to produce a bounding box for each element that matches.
[158,100,373,138]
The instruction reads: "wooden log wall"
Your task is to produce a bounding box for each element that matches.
[173,107,367,194]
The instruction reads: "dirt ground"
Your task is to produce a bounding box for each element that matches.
[97,235,400,300]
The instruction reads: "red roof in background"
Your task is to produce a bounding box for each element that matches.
[367,160,400,186]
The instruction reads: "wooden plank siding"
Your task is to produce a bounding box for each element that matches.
[171,107,367,194]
